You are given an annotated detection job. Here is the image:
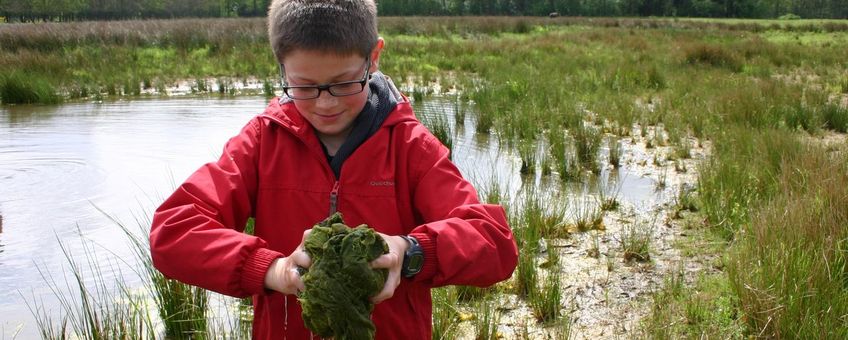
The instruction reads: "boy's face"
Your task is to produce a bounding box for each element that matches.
[281,41,382,142]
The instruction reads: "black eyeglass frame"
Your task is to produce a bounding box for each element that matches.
[278,57,371,100]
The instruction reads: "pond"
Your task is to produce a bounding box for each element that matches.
[0,96,658,338]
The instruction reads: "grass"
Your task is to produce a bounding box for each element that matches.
[528,270,562,324]
[607,136,622,168]
[548,130,582,182]
[683,43,744,72]
[697,128,803,239]
[573,201,604,232]
[673,185,699,218]
[514,243,538,299]
[643,270,745,339]
[10,16,848,340]
[431,287,460,340]
[647,126,848,337]
[521,188,569,239]
[26,238,156,339]
[117,213,209,339]
[472,298,501,340]
[418,104,454,158]
[822,102,848,132]
[573,122,603,174]
[619,219,653,263]
[0,71,60,104]
[597,178,621,212]
[726,145,848,338]
[518,141,537,176]
[23,207,255,340]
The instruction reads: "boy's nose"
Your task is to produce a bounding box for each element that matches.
[314,91,339,109]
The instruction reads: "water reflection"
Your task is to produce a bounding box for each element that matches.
[414,97,658,214]
[2,104,63,125]
[0,97,267,338]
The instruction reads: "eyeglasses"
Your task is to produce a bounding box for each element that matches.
[279,58,371,100]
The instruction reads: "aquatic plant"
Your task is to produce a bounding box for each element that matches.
[608,136,622,168]
[431,287,460,340]
[0,71,60,104]
[472,297,500,340]
[299,213,388,340]
[529,270,562,324]
[619,219,653,263]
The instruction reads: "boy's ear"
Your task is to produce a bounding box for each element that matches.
[369,38,385,73]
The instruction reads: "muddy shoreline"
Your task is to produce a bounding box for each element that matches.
[452,125,714,339]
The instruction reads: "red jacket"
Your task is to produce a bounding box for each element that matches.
[150,95,518,339]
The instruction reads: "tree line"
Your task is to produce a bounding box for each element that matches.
[1,0,846,22]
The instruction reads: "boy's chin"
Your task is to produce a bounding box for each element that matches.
[315,125,353,138]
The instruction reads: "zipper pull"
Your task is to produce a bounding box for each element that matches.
[329,180,340,215]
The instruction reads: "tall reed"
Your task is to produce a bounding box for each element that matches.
[529,270,562,324]
[726,145,848,338]
[431,287,460,340]
[1,71,60,104]
[25,233,156,339]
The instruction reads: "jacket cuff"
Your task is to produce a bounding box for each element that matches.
[241,247,284,295]
[409,232,437,282]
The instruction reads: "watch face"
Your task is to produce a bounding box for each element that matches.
[407,254,424,272]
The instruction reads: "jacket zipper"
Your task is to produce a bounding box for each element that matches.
[329,180,340,215]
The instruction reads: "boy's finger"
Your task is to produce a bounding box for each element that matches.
[284,266,306,293]
[369,252,399,269]
[290,249,312,268]
[372,268,400,303]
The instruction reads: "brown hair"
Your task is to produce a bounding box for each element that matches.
[267,0,378,61]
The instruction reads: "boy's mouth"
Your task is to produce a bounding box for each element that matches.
[315,112,342,118]
[314,111,343,122]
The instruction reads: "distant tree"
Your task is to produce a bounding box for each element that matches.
[832,0,848,18]
[557,0,583,16]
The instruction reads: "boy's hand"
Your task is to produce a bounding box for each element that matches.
[264,229,313,295]
[369,232,411,303]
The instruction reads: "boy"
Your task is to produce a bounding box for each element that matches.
[149,0,518,338]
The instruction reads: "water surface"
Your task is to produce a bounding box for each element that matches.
[0,96,657,337]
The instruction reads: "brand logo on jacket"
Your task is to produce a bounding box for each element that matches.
[369,181,394,187]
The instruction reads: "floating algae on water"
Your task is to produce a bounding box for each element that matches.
[299,212,389,339]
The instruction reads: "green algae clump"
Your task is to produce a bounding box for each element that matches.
[299,212,389,339]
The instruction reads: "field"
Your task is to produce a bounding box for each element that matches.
[3,16,847,339]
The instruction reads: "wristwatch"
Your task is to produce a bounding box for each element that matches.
[400,235,424,278]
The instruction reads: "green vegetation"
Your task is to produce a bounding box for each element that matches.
[644,269,745,338]
[14,17,848,339]
[619,219,653,262]
[300,213,389,340]
[26,211,252,340]
[726,145,848,338]
[431,286,460,340]
[472,297,501,340]
[0,71,60,104]
[529,270,562,323]
[2,0,847,22]
[417,102,455,158]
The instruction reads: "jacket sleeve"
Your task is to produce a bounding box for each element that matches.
[149,118,283,298]
[407,136,518,287]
